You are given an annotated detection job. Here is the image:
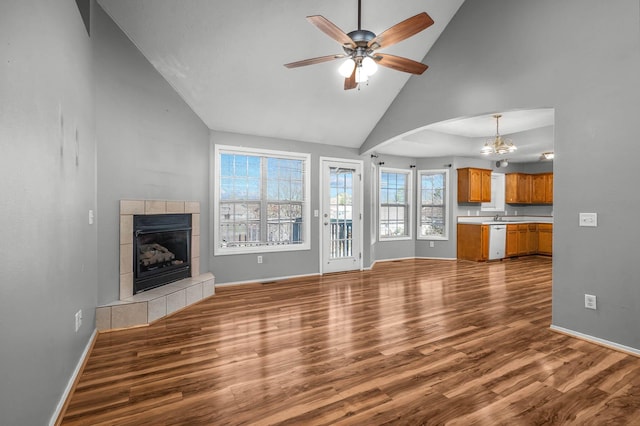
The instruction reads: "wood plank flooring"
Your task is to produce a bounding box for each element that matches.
[61,257,640,425]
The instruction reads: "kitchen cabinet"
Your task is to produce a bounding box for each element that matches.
[505,173,532,204]
[458,168,492,203]
[528,224,538,253]
[506,172,553,204]
[506,223,540,256]
[531,173,553,204]
[459,221,550,260]
[517,224,529,254]
[506,224,518,257]
[457,224,489,261]
[538,223,553,255]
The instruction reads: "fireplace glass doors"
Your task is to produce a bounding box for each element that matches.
[133,214,191,294]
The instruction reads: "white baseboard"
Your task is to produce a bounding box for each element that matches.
[50,328,97,426]
[550,325,640,357]
[369,256,456,269]
[415,256,457,261]
[214,272,321,287]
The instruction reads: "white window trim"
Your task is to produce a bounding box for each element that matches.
[214,144,311,256]
[378,167,413,241]
[417,168,450,241]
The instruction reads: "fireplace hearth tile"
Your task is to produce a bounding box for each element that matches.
[192,213,200,236]
[112,302,147,329]
[120,215,133,245]
[191,257,200,278]
[120,273,133,300]
[145,200,166,215]
[185,201,200,214]
[148,297,167,323]
[96,307,112,331]
[192,235,200,258]
[120,200,145,215]
[166,201,185,214]
[186,283,203,305]
[203,279,215,298]
[120,244,133,277]
[167,289,186,315]
[98,273,214,331]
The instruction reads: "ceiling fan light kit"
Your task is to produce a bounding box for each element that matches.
[284,0,434,90]
[481,114,518,156]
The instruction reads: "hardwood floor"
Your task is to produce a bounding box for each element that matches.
[61,257,640,425]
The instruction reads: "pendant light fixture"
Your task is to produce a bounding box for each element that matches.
[481,114,517,155]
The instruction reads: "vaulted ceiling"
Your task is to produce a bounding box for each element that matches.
[97,0,554,161]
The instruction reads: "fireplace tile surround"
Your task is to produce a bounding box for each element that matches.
[96,199,215,331]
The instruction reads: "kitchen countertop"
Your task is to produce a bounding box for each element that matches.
[458,216,553,225]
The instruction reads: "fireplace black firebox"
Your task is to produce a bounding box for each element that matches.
[133,214,191,294]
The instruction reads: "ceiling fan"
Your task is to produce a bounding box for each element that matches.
[284,0,434,90]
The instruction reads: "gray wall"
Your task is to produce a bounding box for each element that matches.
[0,1,97,425]
[364,0,640,350]
[94,3,210,305]
[210,131,363,284]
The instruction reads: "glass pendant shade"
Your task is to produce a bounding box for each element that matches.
[361,56,378,76]
[338,58,356,77]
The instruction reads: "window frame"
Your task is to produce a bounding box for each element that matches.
[378,167,413,241]
[417,169,450,241]
[214,144,311,256]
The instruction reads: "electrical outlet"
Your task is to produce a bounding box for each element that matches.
[579,212,598,227]
[584,294,597,310]
[429,241,435,248]
[257,255,263,264]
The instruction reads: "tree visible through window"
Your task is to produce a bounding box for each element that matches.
[418,169,449,239]
[216,146,309,254]
[379,168,412,239]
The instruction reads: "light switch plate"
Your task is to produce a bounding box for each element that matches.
[579,212,597,227]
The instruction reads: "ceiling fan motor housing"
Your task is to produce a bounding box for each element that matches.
[344,30,376,62]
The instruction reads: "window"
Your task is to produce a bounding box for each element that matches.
[418,169,449,240]
[214,145,310,255]
[379,168,412,239]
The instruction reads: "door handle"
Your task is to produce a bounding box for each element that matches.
[324,222,328,226]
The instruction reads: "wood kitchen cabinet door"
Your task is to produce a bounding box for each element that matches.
[457,224,489,261]
[506,225,518,257]
[531,173,553,204]
[517,224,529,255]
[505,173,531,204]
[518,174,532,204]
[457,168,492,203]
[545,173,553,203]
[538,224,553,255]
[528,224,538,254]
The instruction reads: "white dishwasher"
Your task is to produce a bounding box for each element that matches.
[488,225,507,260]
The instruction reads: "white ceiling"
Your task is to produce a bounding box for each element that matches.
[375,108,555,162]
[97,1,554,162]
[97,0,465,148]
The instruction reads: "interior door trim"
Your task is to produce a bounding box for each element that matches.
[319,156,364,275]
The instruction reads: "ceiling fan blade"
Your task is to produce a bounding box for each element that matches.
[307,15,355,48]
[368,12,434,50]
[376,53,428,74]
[284,54,345,68]
[344,67,357,90]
